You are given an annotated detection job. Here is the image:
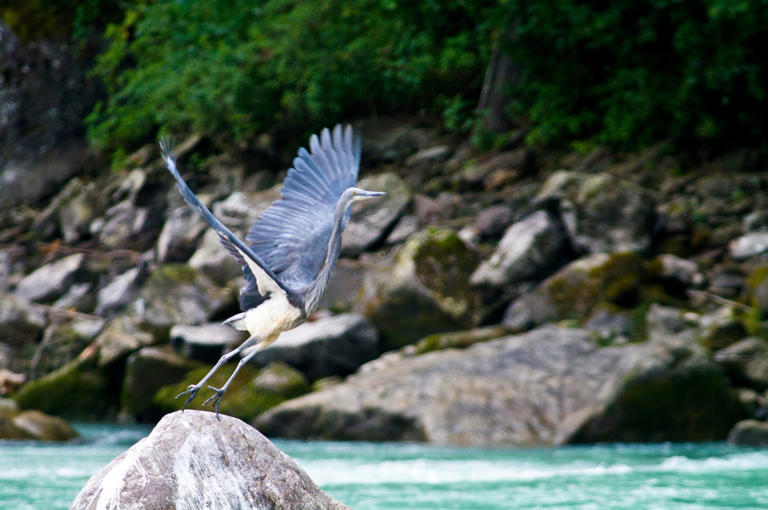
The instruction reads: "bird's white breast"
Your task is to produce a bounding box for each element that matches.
[243,292,304,339]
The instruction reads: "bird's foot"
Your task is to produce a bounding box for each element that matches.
[202,386,226,420]
[175,384,202,410]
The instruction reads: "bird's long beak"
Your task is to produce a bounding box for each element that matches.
[358,190,386,198]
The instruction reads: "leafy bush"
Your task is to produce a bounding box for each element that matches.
[497,0,768,148]
[86,0,492,150]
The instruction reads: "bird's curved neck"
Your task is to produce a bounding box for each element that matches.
[303,194,350,314]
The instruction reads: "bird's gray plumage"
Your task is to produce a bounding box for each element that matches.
[245,124,362,304]
[159,124,383,417]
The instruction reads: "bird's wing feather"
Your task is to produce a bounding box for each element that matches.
[160,141,290,305]
[247,124,361,292]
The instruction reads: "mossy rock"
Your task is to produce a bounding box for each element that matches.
[572,362,747,442]
[364,228,482,349]
[745,265,768,316]
[412,326,508,355]
[120,346,204,422]
[252,362,309,398]
[13,356,113,420]
[545,252,644,319]
[153,363,299,421]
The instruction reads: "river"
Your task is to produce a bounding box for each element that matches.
[1,423,767,509]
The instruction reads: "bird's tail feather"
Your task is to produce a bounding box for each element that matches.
[222,312,248,331]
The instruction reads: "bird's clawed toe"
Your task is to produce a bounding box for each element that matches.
[202,386,226,420]
[175,384,201,410]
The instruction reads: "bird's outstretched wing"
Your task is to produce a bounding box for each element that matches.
[247,124,361,293]
[160,140,291,308]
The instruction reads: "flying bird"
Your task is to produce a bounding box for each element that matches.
[160,125,384,417]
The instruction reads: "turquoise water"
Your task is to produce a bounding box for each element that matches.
[1,424,768,509]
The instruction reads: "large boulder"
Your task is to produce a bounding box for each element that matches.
[71,411,349,510]
[13,253,84,303]
[248,313,379,380]
[256,325,744,444]
[470,210,571,289]
[536,170,656,254]
[503,252,645,331]
[362,229,481,349]
[341,172,411,256]
[31,177,109,244]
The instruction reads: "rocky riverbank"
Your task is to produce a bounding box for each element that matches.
[2,115,768,445]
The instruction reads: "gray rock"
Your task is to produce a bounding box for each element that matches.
[29,317,106,379]
[96,200,151,250]
[456,149,533,190]
[385,215,419,245]
[727,419,768,446]
[95,267,142,317]
[341,172,411,256]
[471,210,569,288]
[71,410,349,510]
[730,232,768,260]
[14,253,84,302]
[12,410,78,441]
[317,257,368,312]
[361,118,438,163]
[32,178,108,244]
[256,325,743,444]
[247,313,379,380]
[0,249,11,292]
[475,205,513,239]
[536,170,656,254]
[132,264,232,335]
[53,283,94,312]
[649,254,704,288]
[156,206,207,263]
[645,304,700,341]
[405,145,451,166]
[169,323,243,363]
[0,143,88,210]
[0,292,47,372]
[188,229,242,285]
[715,337,768,390]
[94,314,157,368]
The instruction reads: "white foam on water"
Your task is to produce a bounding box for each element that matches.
[656,451,768,473]
[301,457,635,485]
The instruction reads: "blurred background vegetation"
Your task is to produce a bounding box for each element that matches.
[2,0,768,157]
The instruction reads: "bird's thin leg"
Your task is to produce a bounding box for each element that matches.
[203,341,267,420]
[175,335,259,410]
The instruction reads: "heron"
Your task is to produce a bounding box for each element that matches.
[160,124,384,417]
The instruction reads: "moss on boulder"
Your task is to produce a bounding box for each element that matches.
[504,252,646,330]
[13,356,113,420]
[363,228,481,349]
[153,362,305,421]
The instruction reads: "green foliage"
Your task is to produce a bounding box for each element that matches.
[496,0,768,148]
[86,0,492,150]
